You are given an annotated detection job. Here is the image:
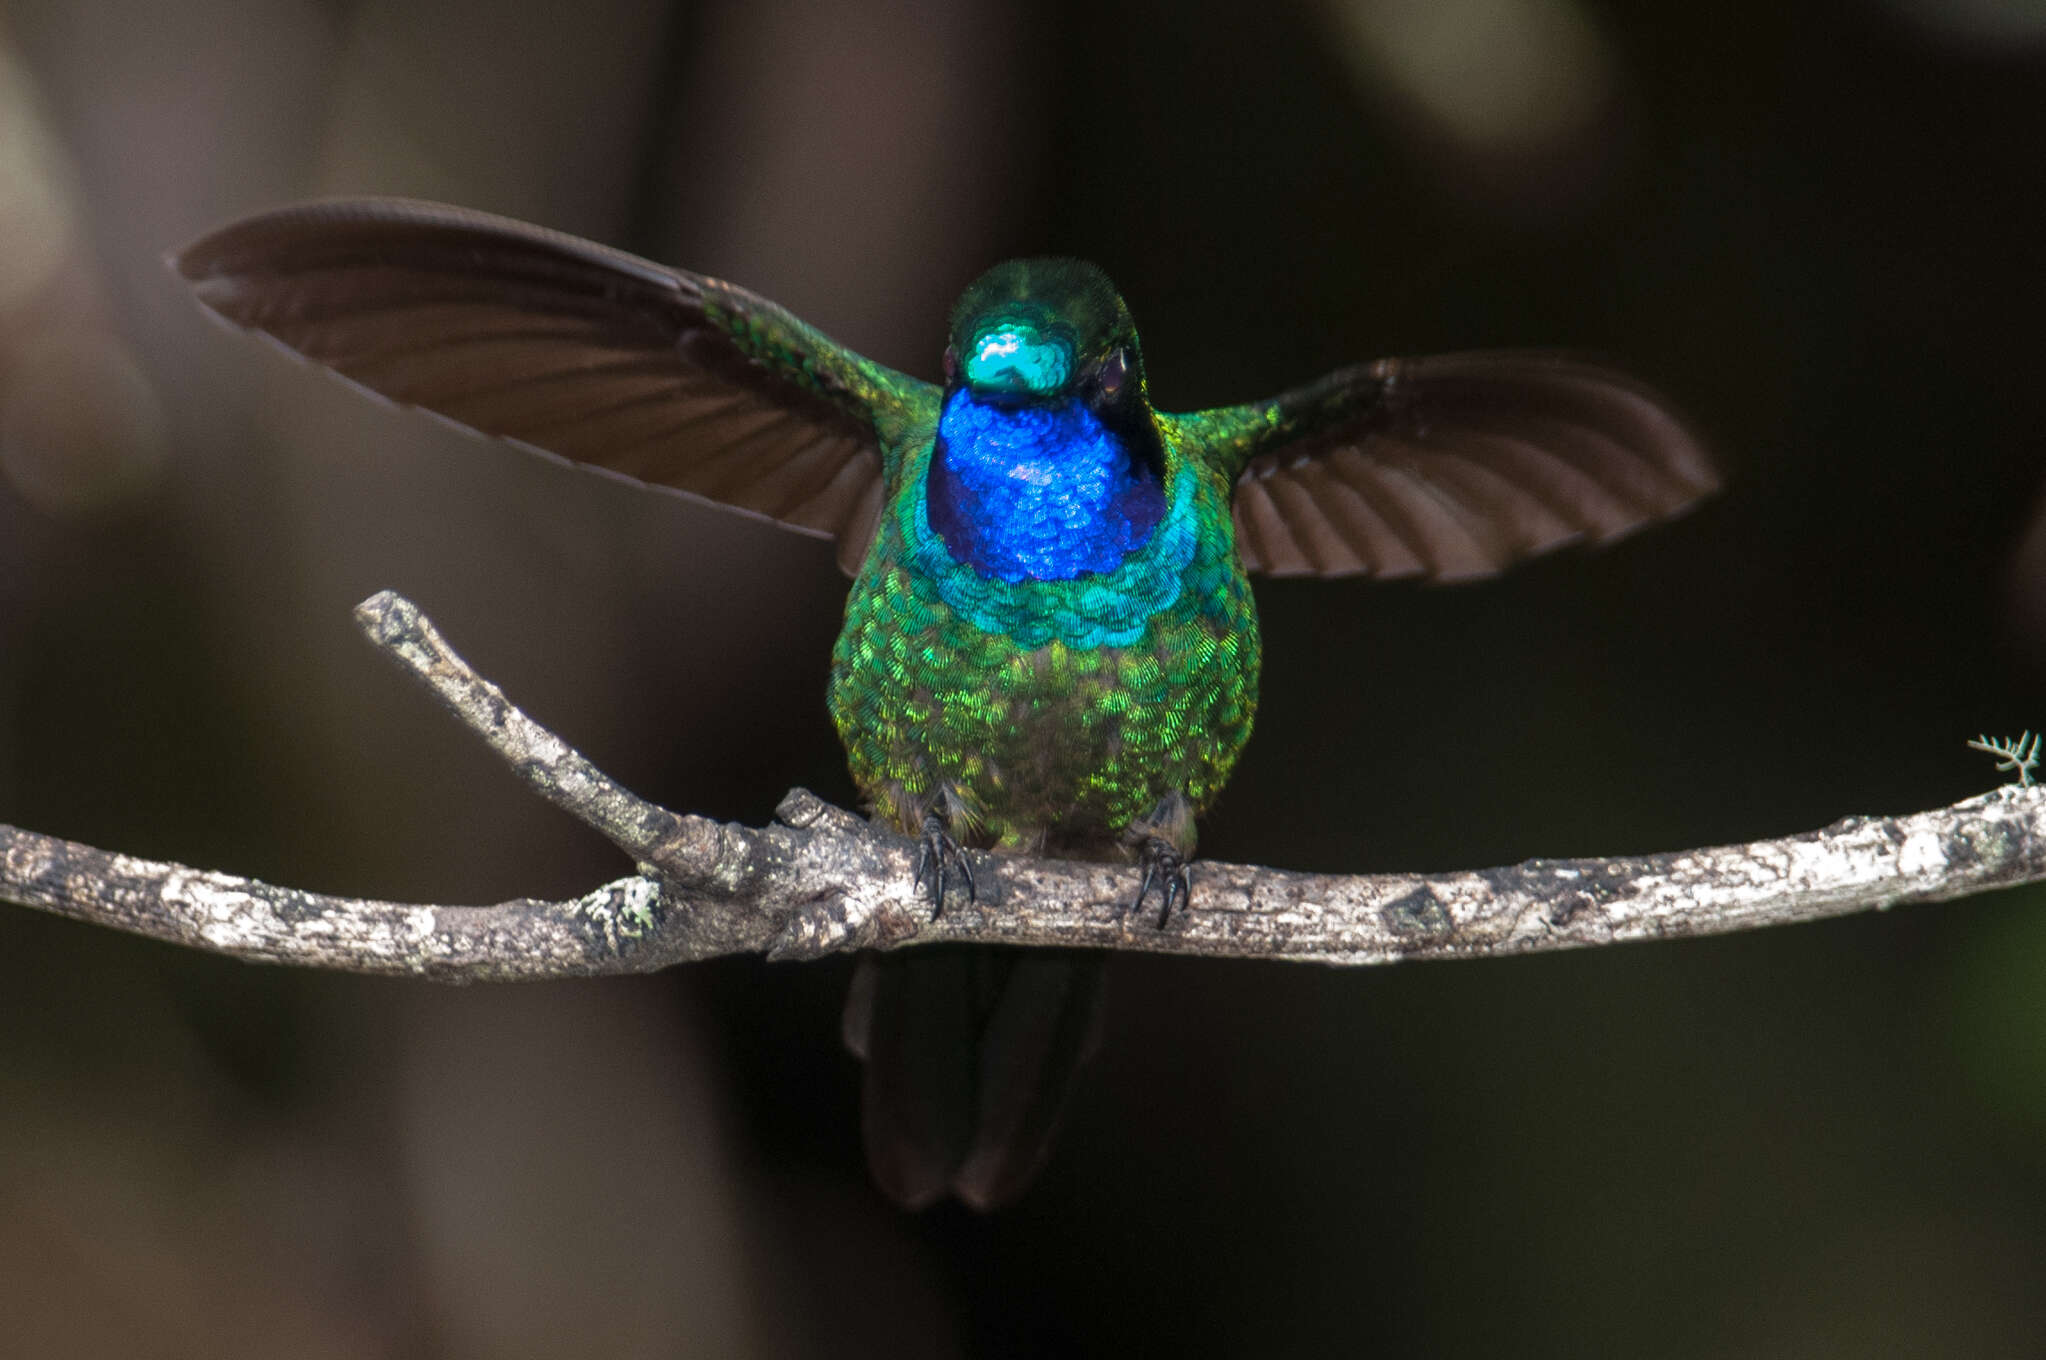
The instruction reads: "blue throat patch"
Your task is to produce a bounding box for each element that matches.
[926,388,1166,582]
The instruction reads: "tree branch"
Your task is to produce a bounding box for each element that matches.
[4,591,2041,979]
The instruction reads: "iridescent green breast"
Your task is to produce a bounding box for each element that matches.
[827,423,1259,851]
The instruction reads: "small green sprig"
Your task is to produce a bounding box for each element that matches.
[1967,731,2040,788]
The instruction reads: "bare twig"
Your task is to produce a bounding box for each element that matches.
[3,591,2041,979]
[1967,732,2039,788]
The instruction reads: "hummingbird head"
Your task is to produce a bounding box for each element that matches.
[929,259,1168,579]
[944,258,1147,419]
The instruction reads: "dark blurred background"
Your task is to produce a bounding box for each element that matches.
[3,0,2044,1354]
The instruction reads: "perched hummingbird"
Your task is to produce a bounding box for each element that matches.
[173,200,1715,1208]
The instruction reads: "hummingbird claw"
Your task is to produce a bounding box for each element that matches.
[914,812,973,917]
[1129,837,1192,929]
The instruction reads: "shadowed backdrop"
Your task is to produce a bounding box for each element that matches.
[1,0,2043,1354]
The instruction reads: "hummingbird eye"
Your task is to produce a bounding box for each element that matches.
[1097,347,1128,398]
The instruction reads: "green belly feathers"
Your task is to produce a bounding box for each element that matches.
[828,449,1259,851]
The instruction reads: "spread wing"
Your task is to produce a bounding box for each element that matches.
[172,198,938,575]
[1184,352,1717,580]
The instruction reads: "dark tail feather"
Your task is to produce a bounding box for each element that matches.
[954,950,1107,1209]
[845,948,1106,1211]
[846,948,981,1210]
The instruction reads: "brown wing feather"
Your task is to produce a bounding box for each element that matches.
[172,198,933,570]
[1224,353,1717,580]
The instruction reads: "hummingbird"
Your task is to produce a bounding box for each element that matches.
[173,199,1715,1209]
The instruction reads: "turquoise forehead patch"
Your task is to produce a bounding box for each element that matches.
[964,325,1071,396]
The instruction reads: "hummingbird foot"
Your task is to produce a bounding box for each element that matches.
[914,812,975,917]
[1130,837,1192,929]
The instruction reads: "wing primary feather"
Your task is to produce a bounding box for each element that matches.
[769,436,871,523]
[1324,447,1470,578]
[170,197,932,574]
[508,375,723,441]
[1471,362,1718,494]
[1371,457,1511,579]
[694,424,817,502]
[1214,350,1715,580]
[367,354,693,419]
[1452,412,1682,526]
[303,316,625,367]
[1238,478,1314,575]
[1230,480,1272,573]
[1433,428,1638,537]
[781,441,878,536]
[600,404,788,484]
[1388,447,1582,556]
[698,424,837,502]
[1263,470,1365,575]
[680,403,843,491]
[1286,457,1426,578]
[835,474,887,575]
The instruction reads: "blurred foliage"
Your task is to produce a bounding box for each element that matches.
[1948,887,2046,1131]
